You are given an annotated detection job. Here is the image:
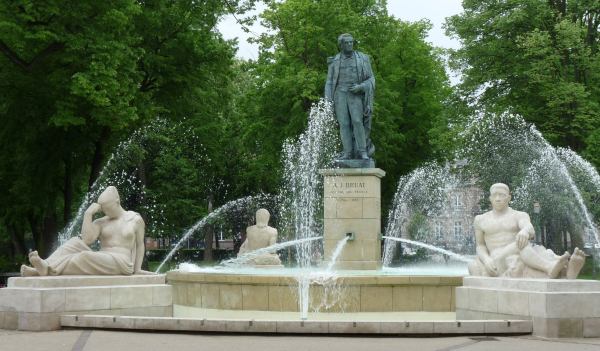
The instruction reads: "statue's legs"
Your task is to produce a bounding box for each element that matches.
[519,245,569,278]
[566,247,586,279]
[468,257,492,276]
[334,91,354,157]
[334,91,366,157]
[347,93,366,155]
[42,237,133,275]
[363,114,374,156]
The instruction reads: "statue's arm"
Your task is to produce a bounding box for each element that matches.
[134,216,145,273]
[516,212,534,249]
[81,203,102,245]
[269,229,277,247]
[517,212,535,239]
[474,215,497,275]
[238,239,248,256]
[359,54,375,89]
[324,58,335,101]
[474,217,491,261]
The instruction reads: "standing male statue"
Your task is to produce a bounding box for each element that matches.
[325,33,375,165]
[469,183,586,279]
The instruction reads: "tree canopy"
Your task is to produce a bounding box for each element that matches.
[446,0,600,165]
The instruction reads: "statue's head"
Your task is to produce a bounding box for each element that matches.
[337,33,354,54]
[98,186,123,218]
[489,183,510,211]
[255,208,270,227]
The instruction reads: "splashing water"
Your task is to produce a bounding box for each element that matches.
[382,164,463,265]
[383,111,599,269]
[383,236,470,263]
[57,118,195,245]
[458,112,599,248]
[219,237,323,267]
[279,99,339,268]
[155,195,269,272]
[326,237,350,271]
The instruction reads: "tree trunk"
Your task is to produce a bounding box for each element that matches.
[63,156,73,224]
[203,195,214,262]
[7,223,27,257]
[41,214,57,257]
[137,160,150,271]
[88,127,111,190]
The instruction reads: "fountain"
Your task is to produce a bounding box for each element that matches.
[164,100,465,322]
[4,102,599,338]
[1,30,598,336]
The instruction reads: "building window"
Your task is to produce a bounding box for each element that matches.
[454,194,463,208]
[435,222,443,240]
[454,221,463,238]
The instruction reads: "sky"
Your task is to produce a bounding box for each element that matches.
[217,1,465,60]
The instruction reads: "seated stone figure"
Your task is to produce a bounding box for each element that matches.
[469,183,585,279]
[237,209,282,266]
[20,186,149,276]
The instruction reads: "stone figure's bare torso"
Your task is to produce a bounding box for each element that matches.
[97,211,140,256]
[476,209,524,256]
[244,225,277,251]
[469,183,585,279]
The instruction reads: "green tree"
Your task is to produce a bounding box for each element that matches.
[0,0,241,260]
[446,0,600,164]
[239,0,451,209]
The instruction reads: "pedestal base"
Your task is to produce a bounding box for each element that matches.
[333,158,375,169]
[456,276,600,338]
[320,168,385,270]
[0,275,172,331]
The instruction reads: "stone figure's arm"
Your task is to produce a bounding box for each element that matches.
[324,57,335,101]
[238,239,248,256]
[364,55,375,84]
[474,216,498,276]
[81,203,102,245]
[269,229,277,247]
[134,216,145,274]
[516,212,534,249]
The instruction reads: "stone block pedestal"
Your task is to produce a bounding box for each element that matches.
[0,275,172,331]
[456,276,600,338]
[320,168,385,270]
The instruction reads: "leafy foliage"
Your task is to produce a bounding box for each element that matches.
[446,0,600,162]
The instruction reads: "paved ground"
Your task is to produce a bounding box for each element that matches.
[2,329,600,351]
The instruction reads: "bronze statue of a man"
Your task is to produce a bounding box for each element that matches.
[325,33,375,162]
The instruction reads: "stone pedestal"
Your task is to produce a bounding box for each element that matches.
[320,168,385,270]
[456,276,600,338]
[0,275,172,331]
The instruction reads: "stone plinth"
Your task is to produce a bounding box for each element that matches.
[0,275,172,331]
[320,168,385,270]
[456,276,600,338]
[167,271,461,313]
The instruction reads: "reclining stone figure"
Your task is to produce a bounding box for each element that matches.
[20,186,150,276]
[469,183,585,279]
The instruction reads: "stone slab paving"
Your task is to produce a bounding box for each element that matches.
[61,308,533,335]
[2,329,600,351]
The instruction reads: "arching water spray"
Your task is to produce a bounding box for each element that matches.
[155,195,270,272]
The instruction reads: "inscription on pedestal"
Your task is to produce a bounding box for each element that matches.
[320,168,385,270]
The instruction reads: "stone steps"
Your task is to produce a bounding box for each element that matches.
[61,314,532,335]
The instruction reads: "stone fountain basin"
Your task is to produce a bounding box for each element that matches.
[167,269,464,313]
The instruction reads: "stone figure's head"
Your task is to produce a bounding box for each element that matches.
[255,209,270,228]
[98,186,123,218]
[338,33,354,54]
[489,183,510,211]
